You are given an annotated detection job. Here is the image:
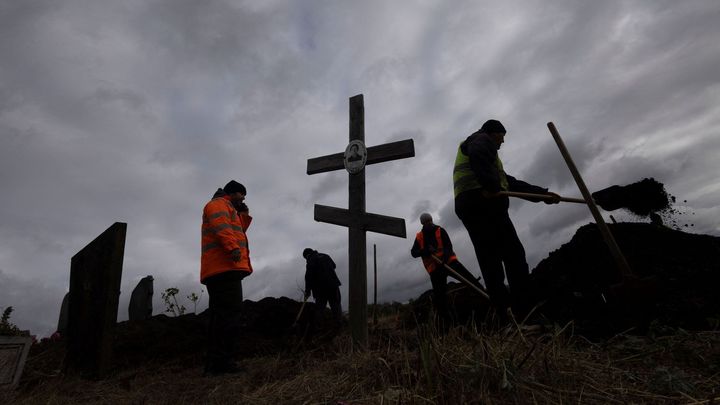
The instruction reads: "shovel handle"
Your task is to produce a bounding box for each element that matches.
[293,296,308,326]
[547,122,634,278]
[498,191,586,204]
[431,256,490,301]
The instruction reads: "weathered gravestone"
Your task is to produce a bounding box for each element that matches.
[307,94,414,346]
[64,222,126,378]
[56,292,69,336]
[128,275,154,321]
[0,336,32,389]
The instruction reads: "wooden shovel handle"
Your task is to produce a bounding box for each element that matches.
[293,296,308,326]
[498,191,586,204]
[430,256,490,301]
[547,122,634,277]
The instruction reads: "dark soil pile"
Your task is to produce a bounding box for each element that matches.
[97,297,330,373]
[409,222,720,337]
[592,177,674,216]
[531,222,720,335]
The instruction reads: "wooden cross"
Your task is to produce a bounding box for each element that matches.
[307,94,414,346]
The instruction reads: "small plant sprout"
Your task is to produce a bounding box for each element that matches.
[161,287,186,317]
[187,289,204,313]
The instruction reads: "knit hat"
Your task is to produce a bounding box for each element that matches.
[419,213,433,225]
[480,119,506,134]
[223,180,246,195]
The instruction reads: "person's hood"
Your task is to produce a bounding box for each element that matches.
[212,188,226,199]
[461,130,497,153]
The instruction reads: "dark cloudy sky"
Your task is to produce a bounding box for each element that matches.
[2,1,719,337]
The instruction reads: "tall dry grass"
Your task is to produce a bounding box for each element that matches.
[2,310,719,404]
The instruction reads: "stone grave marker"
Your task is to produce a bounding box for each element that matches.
[57,292,69,336]
[128,275,154,321]
[64,222,127,378]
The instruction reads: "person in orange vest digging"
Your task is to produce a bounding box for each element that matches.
[303,248,343,333]
[410,213,484,326]
[200,180,253,376]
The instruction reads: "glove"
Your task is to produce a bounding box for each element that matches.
[543,192,561,205]
[234,202,249,213]
[231,248,241,262]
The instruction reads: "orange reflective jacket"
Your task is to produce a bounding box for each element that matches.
[200,196,252,283]
[416,227,457,274]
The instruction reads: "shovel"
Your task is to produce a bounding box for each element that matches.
[431,255,491,301]
[292,295,308,328]
[498,191,585,204]
[546,122,656,301]
[498,189,642,212]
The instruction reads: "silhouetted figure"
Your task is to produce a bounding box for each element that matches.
[453,119,560,321]
[411,213,484,326]
[201,180,253,376]
[303,248,342,333]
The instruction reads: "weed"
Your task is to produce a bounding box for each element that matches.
[186,289,203,314]
[0,306,23,336]
[161,288,186,317]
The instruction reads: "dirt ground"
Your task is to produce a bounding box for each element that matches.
[410,221,720,337]
[531,222,720,335]
[3,177,719,402]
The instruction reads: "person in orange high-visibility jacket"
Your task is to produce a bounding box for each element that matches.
[410,213,484,325]
[201,189,252,282]
[200,180,251,376]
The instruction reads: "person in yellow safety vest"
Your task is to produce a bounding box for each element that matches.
[453,119,560,323]
[200,180,252,376]
[410,213,484,326]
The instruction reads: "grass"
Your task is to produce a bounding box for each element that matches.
[2,310,719,404]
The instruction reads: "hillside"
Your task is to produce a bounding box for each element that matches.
[2,222,720,404]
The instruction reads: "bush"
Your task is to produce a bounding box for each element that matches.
[0,306,23,336]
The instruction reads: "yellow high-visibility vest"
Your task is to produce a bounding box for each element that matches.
[452,144,508,198]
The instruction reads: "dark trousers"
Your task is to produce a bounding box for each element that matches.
[308,287,342,336]
[456,194,532,316]
[204,271,246,369]
[310,287,342,333]
[429,260,482,323]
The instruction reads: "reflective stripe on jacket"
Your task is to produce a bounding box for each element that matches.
[200,196,252,282]
[416,227,457,274]
[453,144,508,198]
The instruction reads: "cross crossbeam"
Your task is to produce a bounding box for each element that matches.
[307,139,415,175]
[314,204,406,238]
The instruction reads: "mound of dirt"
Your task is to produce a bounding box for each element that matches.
[592,178,674,216]
[110,296,331,371]
[409,222,720,337]
[530,222,720,335]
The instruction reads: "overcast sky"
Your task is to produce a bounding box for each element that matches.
[2,0,719,338]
